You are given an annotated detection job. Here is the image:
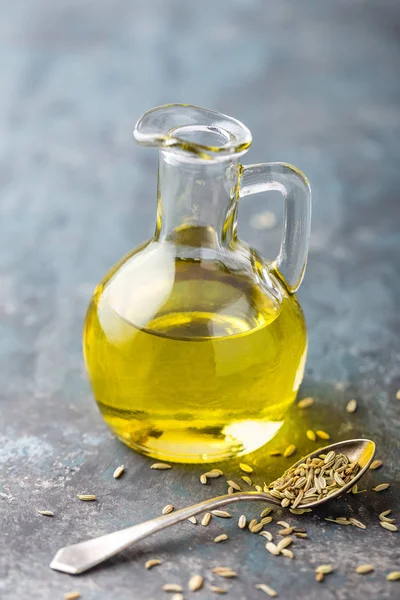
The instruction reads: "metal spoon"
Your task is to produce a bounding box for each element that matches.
[50,438,375,575]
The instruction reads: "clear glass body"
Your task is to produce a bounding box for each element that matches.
[83,105,311,463]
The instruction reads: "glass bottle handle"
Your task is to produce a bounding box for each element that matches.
[239,162,311,293]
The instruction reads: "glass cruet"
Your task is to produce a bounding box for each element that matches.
[83,104,311,463]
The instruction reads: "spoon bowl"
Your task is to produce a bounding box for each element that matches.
[275,438,375,508]
[50,438,375,575]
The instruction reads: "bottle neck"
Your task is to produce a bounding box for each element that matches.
[155,151,240,247]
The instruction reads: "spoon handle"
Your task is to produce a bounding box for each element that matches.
[50,491,276,575]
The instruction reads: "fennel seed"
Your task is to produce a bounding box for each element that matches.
[349,518,366,530]
[38,510,54,517]
[210,585,228,593]
[162,504,174,515]
[227,480,241,491]
[369,460,383,470]
[162,584,183,592]
[113,465,124,479]
[281,548,294,559]
[241,475,252,486]
[283,444,296,458]
[201,512,211,526]
[145,559,161,569]
[212,567,237,577]
[238,514,247,529]
[346,399,357,413]
[187,516,197,524]
[306,430,316,442]
[239,463,253,473]
[255,583,278,597]
[298,397,314,409]
[387,571,400,581]
[356,564,374,574]
[380,521,398,532]
[200,474,208,485]
[278,527,294,536]
[316,430,330,440]
[188,574,203,591]
[259,531,273,541]
[277,520,290,528]
[76,495,96,501]
[204,469,223,478]
[214,534,228,543]
[277,537,293,551]
[64,593,80,600]
[373,483,390,492]
[379,510,395,523]
[265,542,280,556]
[211,510,231,518]
[315,565,334,574]
[150,462,171,470]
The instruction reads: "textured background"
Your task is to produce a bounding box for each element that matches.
[1,1,400,599]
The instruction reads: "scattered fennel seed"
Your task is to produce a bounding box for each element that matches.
[201,513,211,526]
[349,518,366,530]
[64,593,80,600]
[162,583,183,592]
[369,460,383,470]
[226,480,241,491]
[241,475,252,486]
[255,583,278,597]
[214,534,228,543]
[265,542,280,556]
[387,571,400,581]
[298,397,314,409]
[238,515,247,529]
[204,469,223,478]
[283,444,296,458]
[346,399,357,413]
[239,463,254,473]
[150,462,171,470]
[145,559,161,569]
[162,504,174,515]
[209,585,228,593]
[38,510,54,517]
[211,510,231,518]
[306,430,316,442]
[373,483,390,492]
[356,564,374,574]
[380,521,398,532]
[211,567,237,577]
[188,574,203,591]
[77,495,96,501]
[113,465,124,479]
[316,430,330,440]
[315,565,334,575]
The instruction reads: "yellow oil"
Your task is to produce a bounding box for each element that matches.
[83,252,307,463]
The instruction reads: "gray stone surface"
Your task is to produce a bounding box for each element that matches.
[1,0,400,598]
